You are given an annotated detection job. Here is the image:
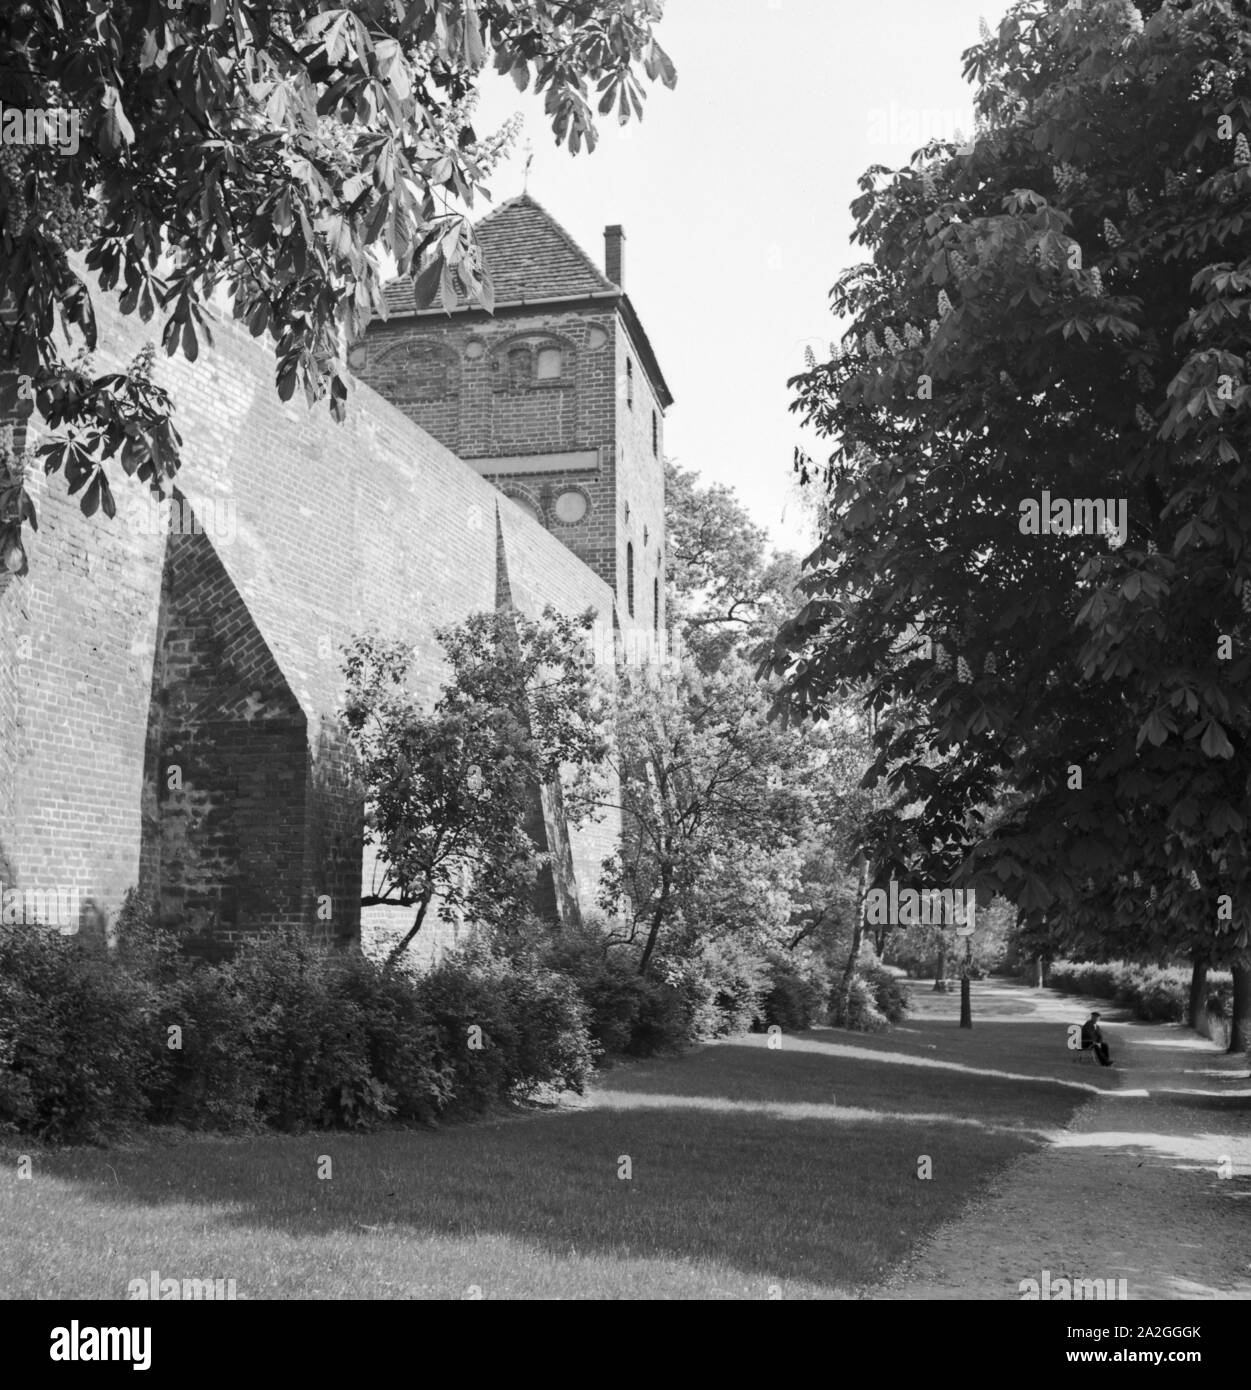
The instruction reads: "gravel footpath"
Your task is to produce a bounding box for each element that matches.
[877,985,1251,1300]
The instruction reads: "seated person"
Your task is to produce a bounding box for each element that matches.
[1080,1011,1112,1066]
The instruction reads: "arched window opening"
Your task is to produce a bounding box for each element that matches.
[505,491,543,526]
[626,541,635,618]
[507,346,532,389]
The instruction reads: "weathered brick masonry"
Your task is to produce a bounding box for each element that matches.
[0,292,618,952]
[358,196,672,659]
[0,196,668,957]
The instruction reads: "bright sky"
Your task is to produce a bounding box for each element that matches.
[470,0,999,559]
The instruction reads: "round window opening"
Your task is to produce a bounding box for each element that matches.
[465,339,486,360]
[587,326,609,351]
[554,489,589,524]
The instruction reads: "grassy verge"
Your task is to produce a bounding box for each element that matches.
[0,983,1113,1299]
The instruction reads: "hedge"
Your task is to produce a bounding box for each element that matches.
[1044,959,1233,1025]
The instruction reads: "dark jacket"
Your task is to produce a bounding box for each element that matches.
[1080,1019,1102,1048]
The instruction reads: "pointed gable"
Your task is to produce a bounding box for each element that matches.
[382,194,618,317]
[377,193,672,409]
[476,194,620,301]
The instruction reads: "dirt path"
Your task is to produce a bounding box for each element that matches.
[878,982,1251,1300]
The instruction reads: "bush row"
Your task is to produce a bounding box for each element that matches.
[544,931,833,1053]
[1,901,894,1144]
[1044,959,1233,1024]
[0,916,596,1143]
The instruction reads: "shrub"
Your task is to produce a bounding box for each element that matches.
[409,946,519,1114]
[154,963,263,1130]
[626,977,692,1055]
[576,968,650,1054]
[501,963,598,1095]
[1205,979,1233,1018]
[828,972,888,1033]
[411,945,598,1111]
[861,963,910,1024]
[540,926,646,1054]
[678,938,771,1039]
[1122,967,1184,1023]
[572,965,692,1059]
[226,934,381,1131]
[112,889,187,984]
[760,954,826,1031]
[329,953,453,1124]
[532,924,693,1058]
[0,925,158,1143]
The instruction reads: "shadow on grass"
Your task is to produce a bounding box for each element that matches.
[600,1030,1119,1107]
[1129,1089,1251,1115]
[0,1018,1109,1297]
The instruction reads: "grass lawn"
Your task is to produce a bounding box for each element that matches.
[0,982,1116,1300]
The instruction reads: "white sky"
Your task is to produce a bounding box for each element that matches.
[470,0,999,559]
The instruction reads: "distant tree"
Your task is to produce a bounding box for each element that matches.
[660,459,873,974]
[767,0,1251,1050]
[664,458,801,669]
[342,606,607,968]
[784,704,881,976]
[788,837,860,960]
[0,0,676,566]
[597,655,810,975]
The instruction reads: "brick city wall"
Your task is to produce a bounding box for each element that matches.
[0,280,620,955]
[0,416,167,938]
[0,401,25,890]
[138,524,317,956]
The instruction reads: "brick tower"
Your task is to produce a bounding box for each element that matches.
[352,195,673,655]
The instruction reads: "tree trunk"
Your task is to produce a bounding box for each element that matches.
[844,855,868,982]
[1187,952,1209,1032]
[1229,960,1251,1055]
[638,863,672,976]
[384,890,433,972]
[933,935,948,992]
[959,939,972,1027]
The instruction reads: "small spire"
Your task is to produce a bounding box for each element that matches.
[522,141,534,195]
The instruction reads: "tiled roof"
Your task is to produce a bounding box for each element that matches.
[378,193,673,408]
[382,194,619,316]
